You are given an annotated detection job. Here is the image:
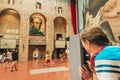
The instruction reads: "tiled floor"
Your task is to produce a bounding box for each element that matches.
[0,59,70,80]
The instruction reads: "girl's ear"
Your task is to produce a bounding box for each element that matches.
[85,40,91,48]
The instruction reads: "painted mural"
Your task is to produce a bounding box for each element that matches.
[83,0,120,43]
[29,13,45,36]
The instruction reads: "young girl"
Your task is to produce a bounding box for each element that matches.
[44,51,51,67]
[60,52,65,62]
[33,48,40,64]
[0,52,7,63]
[6,50,12,68]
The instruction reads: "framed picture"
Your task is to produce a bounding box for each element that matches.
[0,38,16,49]
[29,13,45,36]
[55,40,65,48]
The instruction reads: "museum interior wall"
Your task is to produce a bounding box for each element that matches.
[1,0,119,61]
[0,0,74,61]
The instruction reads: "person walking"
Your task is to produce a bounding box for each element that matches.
[10,49,18,72]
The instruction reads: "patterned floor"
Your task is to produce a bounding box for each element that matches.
[0,59,70,80]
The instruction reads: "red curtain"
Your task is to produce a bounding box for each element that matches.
[70,0,77,34]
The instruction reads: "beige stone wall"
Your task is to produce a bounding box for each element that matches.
[0,0,74,61]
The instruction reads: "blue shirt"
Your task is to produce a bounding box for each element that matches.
[95,45,120,80]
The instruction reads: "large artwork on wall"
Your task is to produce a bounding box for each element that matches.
[29,13,45,36]
[83,0,119,27]
[83,0,108,27]
[83,0,120,42]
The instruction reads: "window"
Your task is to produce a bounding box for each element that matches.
[36,2,41,10]
[58,7,62,14]
[8,0,15,5]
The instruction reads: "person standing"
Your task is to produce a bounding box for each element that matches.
[79,26,120,80]
[10,49,18,72]
[65,48,69,59]
[0,51,7,63]
[33,48,40,64]
[6,50,12,68]
[44,50,51,67]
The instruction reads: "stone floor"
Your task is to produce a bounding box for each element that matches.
[0,59,70,80]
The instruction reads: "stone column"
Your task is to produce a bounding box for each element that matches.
[46,18,54,55]
[19,14,29,61]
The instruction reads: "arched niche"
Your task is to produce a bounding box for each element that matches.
[28,13,46,60]
[54,17,67,59]
[29,13,46,36]
[54,17,66,40]
[0,8,20,48]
